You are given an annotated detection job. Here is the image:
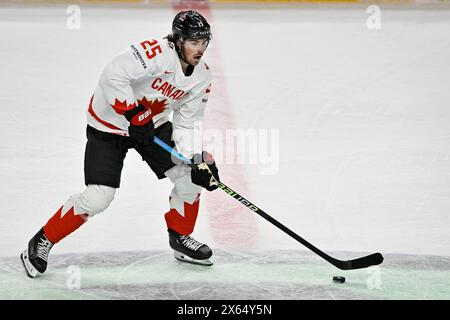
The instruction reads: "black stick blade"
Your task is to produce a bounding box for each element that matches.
[344,252,384,270]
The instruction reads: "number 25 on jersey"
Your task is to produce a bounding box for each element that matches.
[140,39,162,60]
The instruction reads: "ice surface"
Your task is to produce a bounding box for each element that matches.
[0,3,450,299]
[1,250,449,299]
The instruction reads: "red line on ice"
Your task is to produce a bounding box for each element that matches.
[171,1,259,248]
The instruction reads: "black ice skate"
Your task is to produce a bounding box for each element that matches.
[168,229,213,266]
[20,228,54,278]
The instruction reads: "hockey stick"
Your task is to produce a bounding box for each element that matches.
[153,136,383,270]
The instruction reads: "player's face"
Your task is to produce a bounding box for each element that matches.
[182,38,209,65]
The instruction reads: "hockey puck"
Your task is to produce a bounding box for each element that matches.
[333,276,346,283]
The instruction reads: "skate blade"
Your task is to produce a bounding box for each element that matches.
[20,249,39,278]
[173,251,213,266]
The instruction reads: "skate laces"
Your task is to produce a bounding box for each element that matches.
[180,235,203,251]
[36,237,53,261]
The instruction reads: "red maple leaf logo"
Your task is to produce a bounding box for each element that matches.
[111,98,136,115]
[138,97,168,117]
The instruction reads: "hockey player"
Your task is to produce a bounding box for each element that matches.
[21,10,220,278]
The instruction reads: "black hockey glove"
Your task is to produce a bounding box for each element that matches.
[191,151,220,191]
[124,105,154,146]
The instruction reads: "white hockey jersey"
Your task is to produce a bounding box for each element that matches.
[87,37,212,158]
